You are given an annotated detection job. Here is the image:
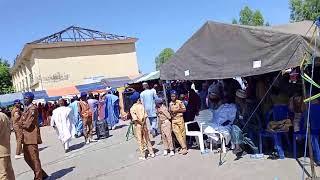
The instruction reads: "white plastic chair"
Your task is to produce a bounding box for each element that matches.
[207,131,228,153]
[185,109,212,154]
[185,121,205,154]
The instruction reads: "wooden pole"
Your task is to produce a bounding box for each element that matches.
[162,82,168,107]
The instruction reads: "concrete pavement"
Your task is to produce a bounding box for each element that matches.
[11,120,320,180]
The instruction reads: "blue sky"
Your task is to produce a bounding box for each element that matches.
[0,0,290,73]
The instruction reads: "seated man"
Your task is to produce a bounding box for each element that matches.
[204,83,237,148]
[231,89,259,158]
[234,89,261,137]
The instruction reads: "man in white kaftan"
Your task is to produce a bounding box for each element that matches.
[51,99,76,153]
[203,81,237,151]
[204,103,237,145]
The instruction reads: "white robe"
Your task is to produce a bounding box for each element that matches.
[51,106,76,143]
[204,103,237,144]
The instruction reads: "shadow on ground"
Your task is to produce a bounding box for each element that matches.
[39,146,48,152]
[69,142,85,151]
[115,124,128,130]
[50,166,75,179]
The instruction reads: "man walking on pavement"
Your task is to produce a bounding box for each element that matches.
[140,82,158,137]
[78,92,97,144]
[87,93,99,131]
[69,96,83,137]
[21,92,49,180]
[51,99,76,153]
[11,99,24,159]
[0,112,15,180]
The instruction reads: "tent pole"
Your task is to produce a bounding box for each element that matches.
[301,23,318,179]
[162,81,168,107]
[300,68,316,179]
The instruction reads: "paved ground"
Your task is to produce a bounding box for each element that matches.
[11,120,320,180]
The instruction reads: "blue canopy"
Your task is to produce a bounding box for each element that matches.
[0,92,23,107]
[32,90,49,100]
[76,82,107,93]
[45,96,62,101]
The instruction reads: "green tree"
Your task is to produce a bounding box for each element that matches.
[155,48,174,70]
[290,0,320,21]
[234,6,266,26]
[232,18,238,24]
[239,6,254,25]
[252,10,264,26]
[0,58,13,94]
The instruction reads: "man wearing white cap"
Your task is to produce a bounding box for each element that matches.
[51,99,76,153]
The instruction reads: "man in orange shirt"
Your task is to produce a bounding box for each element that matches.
[78,92,97,144]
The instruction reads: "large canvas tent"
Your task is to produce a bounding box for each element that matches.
[160,21,319,80]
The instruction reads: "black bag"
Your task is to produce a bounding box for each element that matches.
[96,120,109,139]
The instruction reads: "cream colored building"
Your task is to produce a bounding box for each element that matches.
[11,26,140,92]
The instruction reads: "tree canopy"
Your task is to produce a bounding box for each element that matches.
[233,6,267,26]
[252,10,264,26]
[0,58,13,94]
[239,6,254,25]
[232,18,238,24]
[155,48,174,70]
[290,0,320,21]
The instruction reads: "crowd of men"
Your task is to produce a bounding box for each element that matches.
[1,72,319,179]
[127,76,313,160]
[0,87,121,180]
